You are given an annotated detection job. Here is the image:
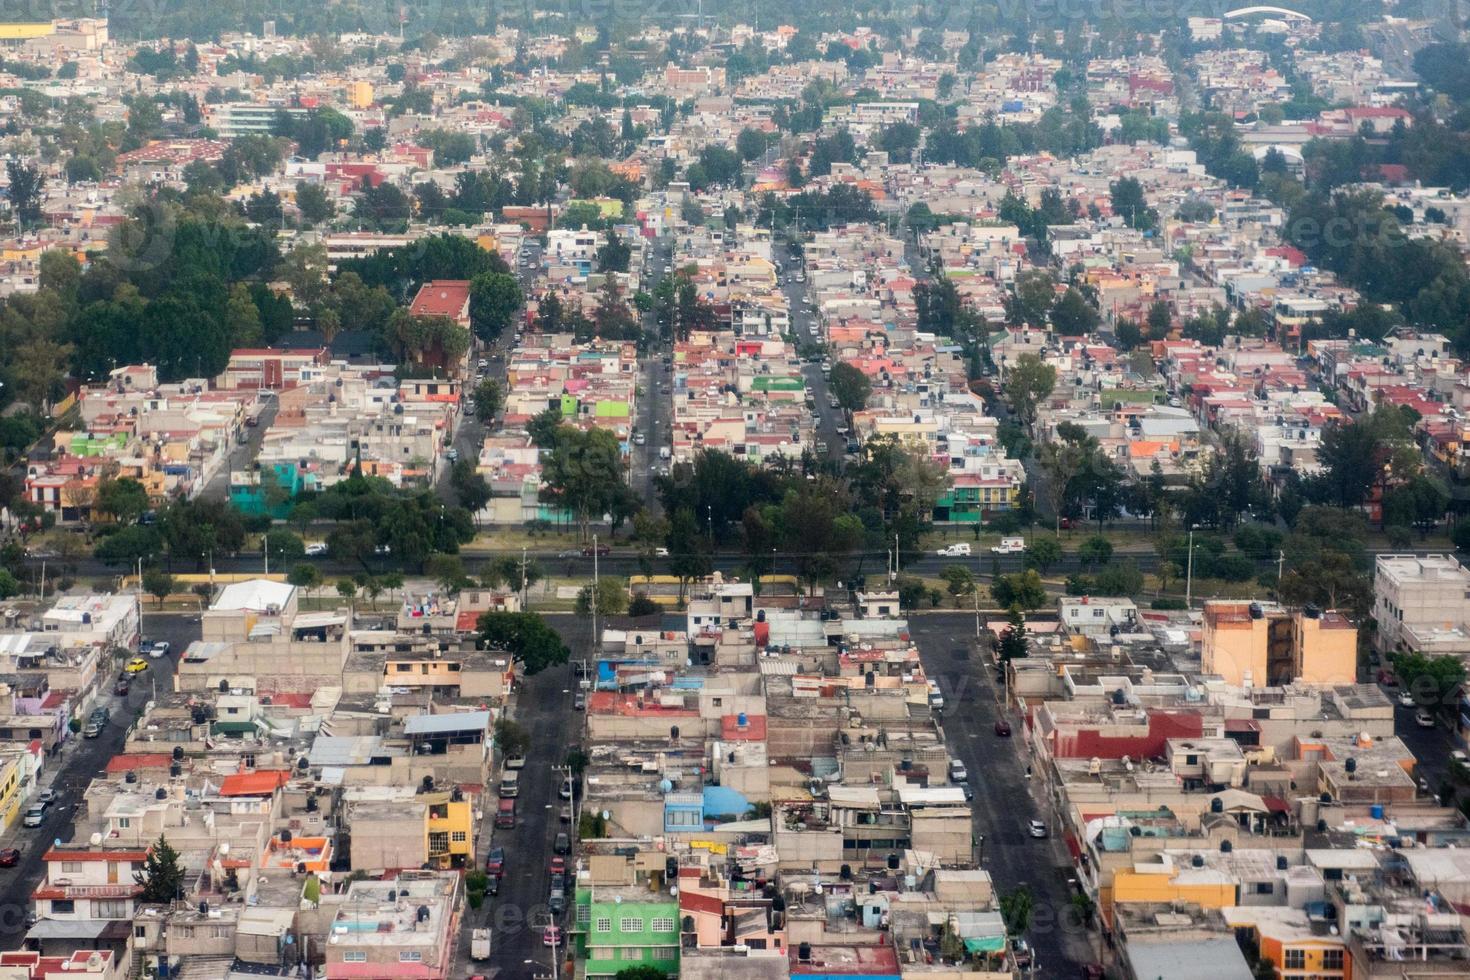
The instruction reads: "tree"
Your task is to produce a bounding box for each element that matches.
[576,578,629,616]
[449,459,491,517]
[493,718,530,758]
[263,529,305,563]
[469,271,522,343]
[94,526,160,566]
[478,611,570,675]
[1146,300,1173,340]
[473,379,505,423]
[1024,537,1062,572]
[142,568,174,607]
[941,565,976,606]
[288,563,322,596]
[296,181,335,225]
[135,836,185,903]
[540,426,627,540]
[1006,270,1055,328]
[827,362,872,414]
[96,477,150,524]
[1393,652,1466,710]
[336,578,358,606]
[1049,287,1100,335]
[1078,535,1113,568]
[999,885,1034,935]
[991,570,1047,610]
[736,127,768,161]
[426,553,469,592]
[1002,353,1057,426]
[1110,176,1156,231]
[666,507,711,603]
[6,160,44,229]
[997,606,1029,663]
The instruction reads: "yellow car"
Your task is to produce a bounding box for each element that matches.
[124,658,149,674]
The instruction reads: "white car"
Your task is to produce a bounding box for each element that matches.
[1028,820,1048,839]
[1397,691,1416,708]
[655,547,669,558]
[305,542,328,557]
[148,641,170,659]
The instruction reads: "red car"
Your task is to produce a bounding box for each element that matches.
[549,856,566,876]
[1378,669,1398,687]
[581,544,610,557]
[485,846,505,878]
[994,720,1012,737]
[0,848,20,867]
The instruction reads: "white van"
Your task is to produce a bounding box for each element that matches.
[937,543,972,557]
[498,771,520,798]
[658,446,671,460]
[991,537,1025,554]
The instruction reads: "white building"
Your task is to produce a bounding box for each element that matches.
[1373,554,1470,657]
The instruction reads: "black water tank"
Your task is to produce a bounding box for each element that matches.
[1211,797,1223,813]
[1277,855,1289,870]
[887,853,900,870]
[173,746,185,761]
[1221,840,1233,853]
[799,942,812,962]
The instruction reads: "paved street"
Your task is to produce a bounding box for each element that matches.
[466,617,585,979]
[199,399,278,502]
[907,613,1097,976]
[0,611,200,947]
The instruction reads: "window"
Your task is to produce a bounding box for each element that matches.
[1283,949,1305,969]
[1322,949,1344,969]
[62,861,83,872]
[653,947,677,960]
[651,917,675,933]
[596,917,612,933]
[343,952,366,963]
[399,952,423,962]
[135,926,147,939]
[451,831,467,843]
[619,917,643,933]
[95,899,129,919]
[1255,882,1274,895]
[50,900,75,914]
[577,904,591,925]
[665,809,700,828]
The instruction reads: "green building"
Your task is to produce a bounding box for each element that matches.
[573,885,680,979]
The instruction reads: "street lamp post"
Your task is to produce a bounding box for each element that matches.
[1184,524,1199,608]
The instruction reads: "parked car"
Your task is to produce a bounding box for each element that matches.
[1452,750,1469,768]
[548,887,566,915]
[113,678,130,696]
[994,720,1012,737]
[1028,819,1048,839]
[581,544,610,557]
[559,779,574,800]
[554,832,571,855]
[485,847,505,877]
[38,789,55,806]
[549,855,566,876]
[124,658,149,674]
[0,847,19,867]
[542,925,563,947]
[572,692,586,711]
[148,641,169,659]
[633,432,646,446]
[1416,710,1436,729]
[937,543,972,557]
[1398,691,1416,708]
[22,804,46,828]
[1011,938,1034,969]
[1378,669,1398,686]
[305,542,328,557]
[948,759,968,783]
[655,547,669,558]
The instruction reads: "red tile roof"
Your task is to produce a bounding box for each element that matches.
[409,280,472,319]
[218,770,292,796]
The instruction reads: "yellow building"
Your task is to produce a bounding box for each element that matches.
[1201,601,1357,688]
[1223,907,1348,980]
[347,80,373,109]
[0,751,26,833]
[0,22,54,40]
[1110,855,1237,914]
[425,792,474,869]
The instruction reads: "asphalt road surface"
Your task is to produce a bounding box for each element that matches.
[908,613,1099,976]
[0,612,200,949]
[466,618,585,979]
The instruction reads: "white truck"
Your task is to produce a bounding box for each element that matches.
[471,928,492,960]
[937,543,972,557]
[991,536,1025,554]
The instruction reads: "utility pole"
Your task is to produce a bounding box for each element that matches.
[973,586,981,639]
[520,547,529,609]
